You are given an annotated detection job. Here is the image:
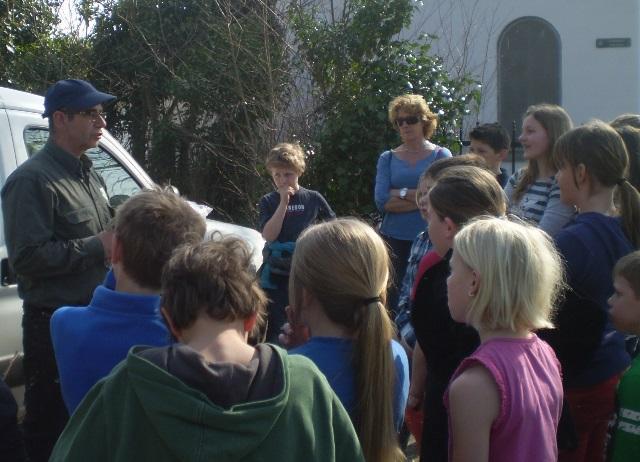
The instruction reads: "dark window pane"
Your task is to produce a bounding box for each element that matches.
[498,16,561,158]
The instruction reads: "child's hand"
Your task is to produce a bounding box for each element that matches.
[407,386,424,410]
[278,306,310,348]
[278,186,295,204]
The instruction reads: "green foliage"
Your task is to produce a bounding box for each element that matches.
[88,0,287,226]
[289,0,479,217]
[0,0,90,92]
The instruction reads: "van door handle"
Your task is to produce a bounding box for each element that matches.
[1,258,17,286]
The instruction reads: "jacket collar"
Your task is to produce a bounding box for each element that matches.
[44,140,93,177]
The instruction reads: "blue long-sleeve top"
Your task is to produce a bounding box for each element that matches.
[374,147,451,241]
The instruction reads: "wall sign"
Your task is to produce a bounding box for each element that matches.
[596,38,631,48]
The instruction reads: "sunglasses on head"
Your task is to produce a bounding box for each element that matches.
[395,116,420,127]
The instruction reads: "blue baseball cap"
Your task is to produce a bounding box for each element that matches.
[42,79,116,118]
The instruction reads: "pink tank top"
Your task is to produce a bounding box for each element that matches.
[445,335,562,462]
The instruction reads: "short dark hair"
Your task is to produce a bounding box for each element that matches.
[115,189,206,289]
[161,237,267,331]
[469,123,511,151]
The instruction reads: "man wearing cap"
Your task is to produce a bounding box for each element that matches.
[1,79,116,461]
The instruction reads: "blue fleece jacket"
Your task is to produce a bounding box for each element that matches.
[554,213,633,387]
[51,270,170,412]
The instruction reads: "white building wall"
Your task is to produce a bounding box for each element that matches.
[408,0,640,128]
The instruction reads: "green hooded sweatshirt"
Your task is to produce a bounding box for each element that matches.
[50,345,364,462]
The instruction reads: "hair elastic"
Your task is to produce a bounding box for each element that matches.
[617,177,628,186]
[364,296,381,305]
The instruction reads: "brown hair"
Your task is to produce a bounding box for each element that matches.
[115,189,206,289]
[513,104,573,202]
[289,219,403,462]
[161,237,267,331]
[388,94,438,138]
[265,142,306,175]
[613,125,640,191]
[614,250,640,297]
[554,121,640,247]
[416,154,491,204]
[420,154,489,183]
[428,166,507,226]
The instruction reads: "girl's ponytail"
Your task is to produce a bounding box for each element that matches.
[353,298,403,462]
[617,179,640,248]
[289,219,405,462]
[554,121,640,249]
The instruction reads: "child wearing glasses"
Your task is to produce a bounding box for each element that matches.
[374,94,451,315]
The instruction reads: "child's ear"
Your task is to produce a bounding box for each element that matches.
[243,313,258,333]
[575,163,588,185]
[498,148,509,161]
[161,307,181,341]
[443,217,459,240]
[470,270,481,296]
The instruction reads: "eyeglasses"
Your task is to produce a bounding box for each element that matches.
[64,109,106,122]
[395,116,420,127]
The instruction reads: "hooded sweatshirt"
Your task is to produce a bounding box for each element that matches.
[50,344,363,462]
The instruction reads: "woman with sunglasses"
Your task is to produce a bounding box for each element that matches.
[374,94,451,316]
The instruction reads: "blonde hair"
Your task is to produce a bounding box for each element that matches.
[265,142,306,175]
[453,217,564,332]
[513,104,573,202]
[554,121,640,248]
[289,219,403,462]
[388,94,438,138]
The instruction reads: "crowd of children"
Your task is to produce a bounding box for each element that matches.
[4,96,640,462]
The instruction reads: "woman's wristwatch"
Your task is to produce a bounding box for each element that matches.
[399,188,408,200]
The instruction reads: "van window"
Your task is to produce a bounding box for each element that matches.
[23,127,141,206]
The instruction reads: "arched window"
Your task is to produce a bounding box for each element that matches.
[498,17,561,138]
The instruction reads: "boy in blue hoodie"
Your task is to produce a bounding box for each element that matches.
[51,189,206,412]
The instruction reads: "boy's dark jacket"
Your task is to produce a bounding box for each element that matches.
[50,345,364,462]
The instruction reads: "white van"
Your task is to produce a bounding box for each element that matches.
[0,86,264,389]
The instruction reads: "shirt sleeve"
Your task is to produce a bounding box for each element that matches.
[538,180,575,237]
[374,151,392,212]
[258,194,275,231]
[555,228,588,289]
[435,146,453,159]
[315,192,336,220]
[392,340,410,431]
[396,235,424,314]
[504,170,520,204]
[1,175,104,279]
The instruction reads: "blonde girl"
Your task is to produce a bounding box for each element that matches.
[505,103,574,236]
[409,165,506,462]
[446,217,563,462]
[288,218,409,462]
[549,121,640,462]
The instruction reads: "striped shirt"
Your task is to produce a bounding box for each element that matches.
[505,169,575,237]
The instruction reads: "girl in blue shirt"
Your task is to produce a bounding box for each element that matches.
[286,218,409,462]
